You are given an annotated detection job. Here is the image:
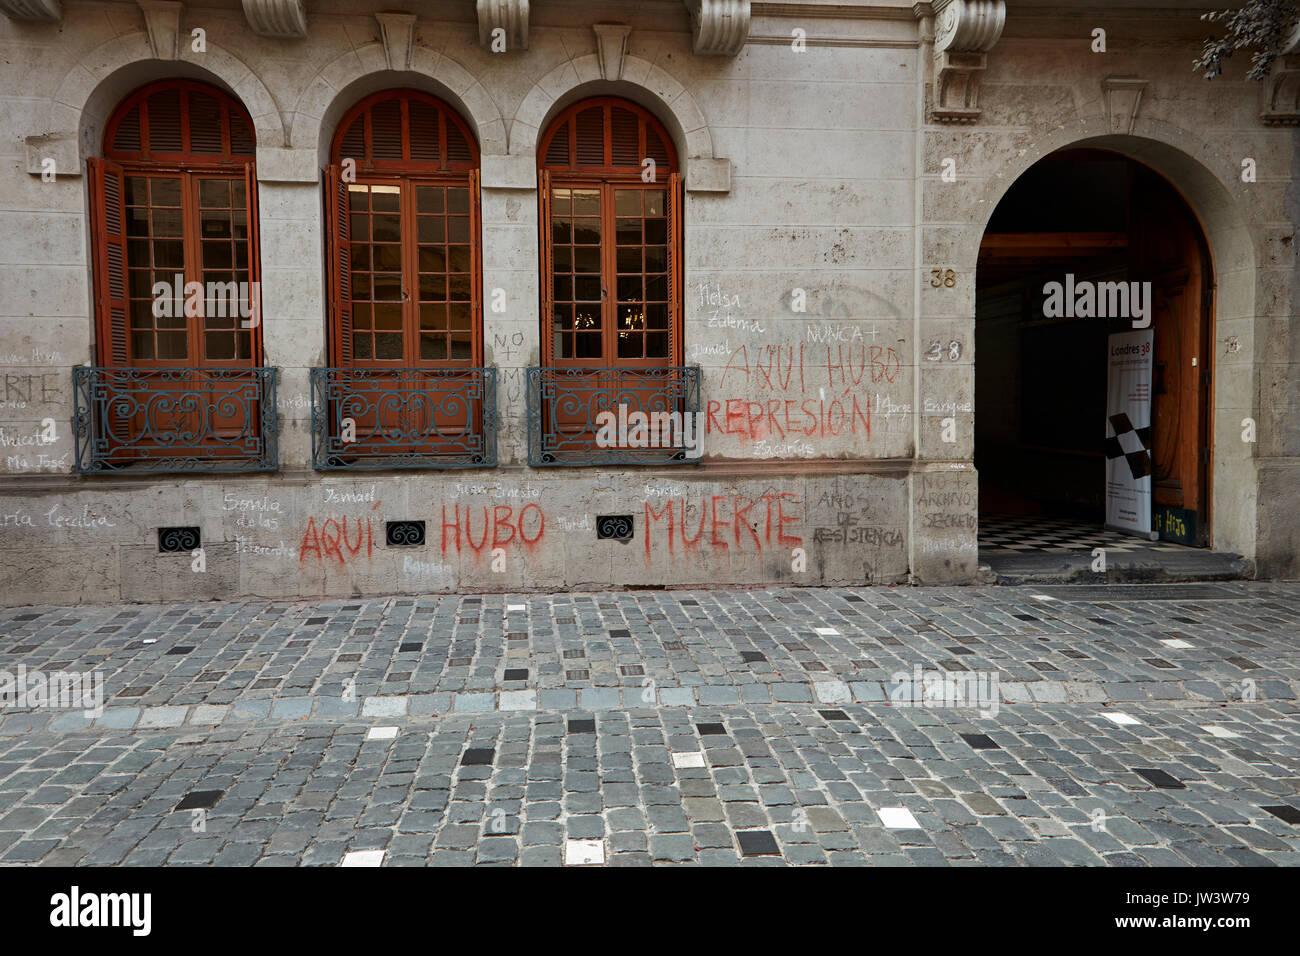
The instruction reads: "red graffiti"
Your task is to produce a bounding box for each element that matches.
[299,515,374,566]
[720,344,899,393]
[705,393,870,440]
[870,346,900,384]
[441,503,544,555]
[721,344,806,392]
[644,494,802,558]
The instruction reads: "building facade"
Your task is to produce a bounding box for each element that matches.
[0,0,1296,604]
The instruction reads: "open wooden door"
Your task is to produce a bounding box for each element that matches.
[1130,170,1213,546]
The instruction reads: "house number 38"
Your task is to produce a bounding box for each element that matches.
[925,340,963,361]
[930,268,957,288]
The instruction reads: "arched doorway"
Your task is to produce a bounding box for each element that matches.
[975,148,1215,554]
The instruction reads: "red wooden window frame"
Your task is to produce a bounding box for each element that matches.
[325,89,482,369]
[89,79,261,368]
[538,97,682,369]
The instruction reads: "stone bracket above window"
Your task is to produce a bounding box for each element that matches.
[478,0,529,52]
[139,0,182,60]
[1103,76,1147,135]
[241,0,306,39]
[685,0,750,56]
[376,12,416,71]
[0,0,60,21]
[594,23,632,80]
[928,0,1006,124]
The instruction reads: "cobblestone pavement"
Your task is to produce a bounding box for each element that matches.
[0,582,1297,866]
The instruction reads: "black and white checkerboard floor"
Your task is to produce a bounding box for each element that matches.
[978,513,1194,555]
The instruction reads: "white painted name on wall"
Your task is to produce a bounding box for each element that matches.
[755,438,816,457]
[5,452,68,471]
[0,427,56,448]
[223,494,281,513]
[1,505,116,529]
[323,485,377,504]
[686,342,731,361]
[707,314,766,333]
[923,399,972,414]
[234,537,297,558]
[0,349,62,365]
[555,515,593,533]
[875,393,912,417]
[451,483,541,499]
[402,555,453,578]
[643,483,690,498]
[698,281,765,334]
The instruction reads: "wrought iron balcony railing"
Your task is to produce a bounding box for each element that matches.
[526,365,702,467]
[310,366,497,470]
[73,366,278,474]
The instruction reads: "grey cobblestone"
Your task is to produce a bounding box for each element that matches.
[0,585,1297,866]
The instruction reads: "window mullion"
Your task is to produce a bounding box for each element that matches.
[183,171,202,366]
[602,181,616,364]
[402,180,418,368]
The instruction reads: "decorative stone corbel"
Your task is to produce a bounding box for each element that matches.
[139,1,182,60]
[1103,76,1147,135]
[931,0,1006,123]
[478,0,528,52]
[594,24,632,81]
[241,0,306,39]
[0,0,60,21]
[684,0,749,57]
[376,13,416,71]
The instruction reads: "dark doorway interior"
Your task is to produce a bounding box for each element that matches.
[975,149,1213,547]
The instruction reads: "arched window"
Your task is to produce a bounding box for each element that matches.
[313,90,491,471]
[89,79,260,367]
[325,90,481,368]
[538,98,681,368]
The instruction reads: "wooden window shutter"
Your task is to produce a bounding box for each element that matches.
[538,168,553,365]
[325,165,353,366]
[668,171,682,366]
[243,162,263,365]
[88,157,130,367]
